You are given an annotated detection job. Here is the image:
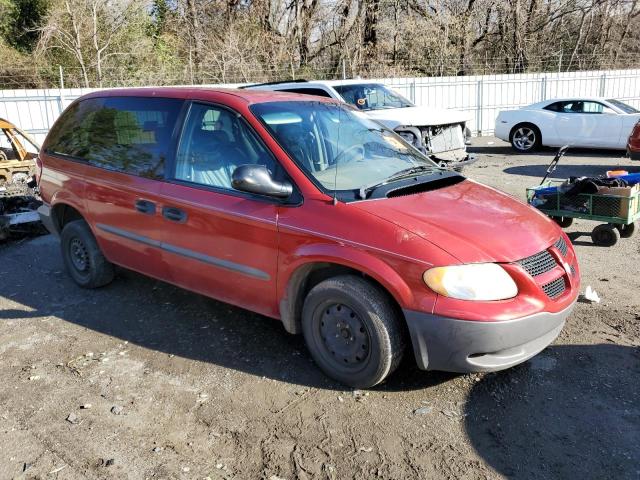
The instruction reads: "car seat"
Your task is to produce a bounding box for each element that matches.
[189,128,247,188]
[274,123,316,172]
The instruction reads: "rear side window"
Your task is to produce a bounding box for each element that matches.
[45,97,183,179]
[543,102,563,112]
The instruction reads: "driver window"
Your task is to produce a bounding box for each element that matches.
[582,102,606,114]
[174,103,276,189]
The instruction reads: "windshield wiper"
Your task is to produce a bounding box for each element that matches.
[358,165,440,199]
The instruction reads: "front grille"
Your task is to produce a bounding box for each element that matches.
[554,236,568,256]
[518,250,557,277]
[542,277,566,299]
[516,237,572,300]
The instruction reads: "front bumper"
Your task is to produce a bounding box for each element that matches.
[404,300,576,372]
[435,153,477,170]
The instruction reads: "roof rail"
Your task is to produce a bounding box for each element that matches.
[238,79,309,89]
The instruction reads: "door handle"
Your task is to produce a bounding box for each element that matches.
[162,206,187,223]
[135,199,156,215]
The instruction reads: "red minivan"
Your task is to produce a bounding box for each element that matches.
[628,119,640,160]
[37,88,580,387]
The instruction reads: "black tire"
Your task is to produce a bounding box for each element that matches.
[616,222,636,239]
[301,275,405,388]
[552,216,574,228]
[591,224,620,247]
[510,123,541,152]
[60,220,115,288]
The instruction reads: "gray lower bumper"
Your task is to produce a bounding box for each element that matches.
[37,204,58,236]
[404,301,576,373]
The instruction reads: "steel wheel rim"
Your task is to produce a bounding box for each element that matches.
[318,303,370,369]
[513,128,536,150]
[69,238,89,272]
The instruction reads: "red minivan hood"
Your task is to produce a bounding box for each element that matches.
[354,179,559,263]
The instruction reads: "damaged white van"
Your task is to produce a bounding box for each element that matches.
[243,80,475,169]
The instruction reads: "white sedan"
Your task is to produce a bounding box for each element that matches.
[495,97,640,152]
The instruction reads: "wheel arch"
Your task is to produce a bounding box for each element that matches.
[278,249,414,334]
[509,122,543,146]
[50,202,86,235]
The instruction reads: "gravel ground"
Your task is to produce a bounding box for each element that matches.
[1,138,639,479]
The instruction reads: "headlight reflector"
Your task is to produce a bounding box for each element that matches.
[423,263,518,301]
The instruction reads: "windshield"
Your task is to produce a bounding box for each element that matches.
[333,83,413,110]
[607,99,639,114]
[251,101,440,195]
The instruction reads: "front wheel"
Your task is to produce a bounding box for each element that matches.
[616,222,636,238]
[301,275,405,388]
[61,220,115,288]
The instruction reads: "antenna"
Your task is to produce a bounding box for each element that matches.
[332,105,340,205]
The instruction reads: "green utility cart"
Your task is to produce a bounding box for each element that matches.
[526,146,640,247]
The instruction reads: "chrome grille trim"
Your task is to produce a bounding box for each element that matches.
[542,277,566,299]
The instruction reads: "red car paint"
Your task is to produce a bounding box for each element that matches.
[628,120,640,160]
[37,87,580,369]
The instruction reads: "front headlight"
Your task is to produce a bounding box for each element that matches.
[423,263,518,301]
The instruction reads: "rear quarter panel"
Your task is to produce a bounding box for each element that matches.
[39,154,89,221]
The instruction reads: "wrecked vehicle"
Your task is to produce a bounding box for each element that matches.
[0,188,42,240]
[0,118,43,240]
[243,80,475,169]
[0,117,40,183]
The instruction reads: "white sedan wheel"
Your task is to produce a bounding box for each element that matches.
[512,127,537,151]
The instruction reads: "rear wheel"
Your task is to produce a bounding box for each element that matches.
[61,220,114,288]
[616,222,636,238]
[510,124,541,152]
[552,216,574,228]
[301,275,405,388]
[591,224,620,247]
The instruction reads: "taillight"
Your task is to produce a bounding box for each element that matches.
[35,156,43,185]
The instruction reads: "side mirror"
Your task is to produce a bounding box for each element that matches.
[231,164,293,199]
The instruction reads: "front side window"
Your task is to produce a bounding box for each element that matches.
[333,83,413,110]
[45,97,183,179]
[558,101,615,114]
[251,101,441,196]
[173,103,276,190]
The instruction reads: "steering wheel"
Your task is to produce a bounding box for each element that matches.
[333,144,365,165]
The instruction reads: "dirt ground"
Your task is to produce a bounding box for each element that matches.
[1,138,639,480]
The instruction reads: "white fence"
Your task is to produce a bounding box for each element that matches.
[1,68,640,143]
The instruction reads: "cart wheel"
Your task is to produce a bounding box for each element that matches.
[552,216,574,228]
[616,222,636,238]
[591,224,620,247]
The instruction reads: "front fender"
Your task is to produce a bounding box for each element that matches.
[277,242,421,334]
